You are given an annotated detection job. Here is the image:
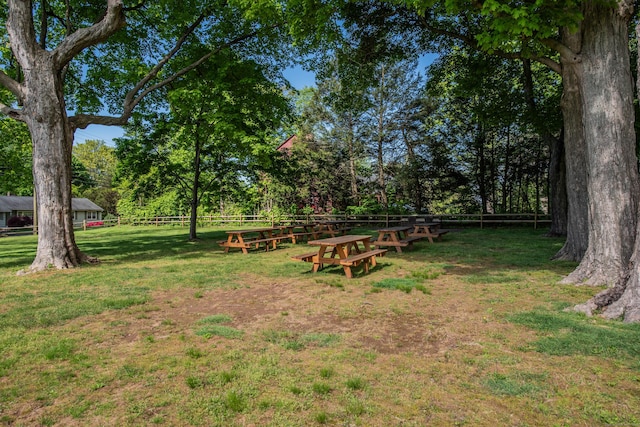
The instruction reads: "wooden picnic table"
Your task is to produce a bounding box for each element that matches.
[373,226,422,253]
[315,220,351,237]
[291,235,386,278]
[282,223,320,244]
[409,222,449,243]
[219,227,280,254]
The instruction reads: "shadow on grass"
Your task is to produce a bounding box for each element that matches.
[0,227,572,280]
[507,310,640,360]
[82,228,229,261]
[0,227,231,270]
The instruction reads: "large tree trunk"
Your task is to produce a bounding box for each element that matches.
[21,60,89,272]
[547,133,567,237]
[346,114,359,204]
[563,2,639,286]
[553,27,590,261]
[521,58,567,236]
[573,2,640,321]
[476,124,488,213]
[189,134,202,241]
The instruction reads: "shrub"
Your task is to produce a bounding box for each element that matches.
[7,216,32,227]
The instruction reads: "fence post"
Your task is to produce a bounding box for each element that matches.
[480,211,483,229]
[83,220,87,231]
[118,216,121,227]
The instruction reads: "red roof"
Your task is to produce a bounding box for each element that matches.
[277,134,297,152]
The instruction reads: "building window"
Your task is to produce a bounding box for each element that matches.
[87,211,98,220]
[17,211,34,218]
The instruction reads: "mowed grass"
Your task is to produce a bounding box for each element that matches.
[0,225,639,426]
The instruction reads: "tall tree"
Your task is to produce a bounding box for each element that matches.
[296,77,369,210]
[73,140,117,188]
[117,54,291,240]
[362,59,426,210]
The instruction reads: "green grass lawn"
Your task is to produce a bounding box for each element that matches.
[1,225,639,426]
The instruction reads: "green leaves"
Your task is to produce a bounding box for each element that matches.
[0,118,32,195]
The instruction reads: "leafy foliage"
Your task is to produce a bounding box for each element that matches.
[0,118,32,195]
[115,51,292,222]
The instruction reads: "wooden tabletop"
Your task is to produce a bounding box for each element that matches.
[308,235,371,246]
[225,227,277,234]
[376,226,412,232]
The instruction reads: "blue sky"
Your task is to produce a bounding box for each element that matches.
[74,53,438,147]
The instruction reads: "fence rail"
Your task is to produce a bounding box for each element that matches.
[0,213,552,237]
[86,213,552,229]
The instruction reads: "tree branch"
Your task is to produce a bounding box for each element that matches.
[540,37,581,65]
[6,0,41,67]
[121,13,208,114]
[70,114,128,129]
[71,21,282,130]
[52,0,126,69]
[0,70,24,99]
[0,101,24,121]
[416,15,563,74]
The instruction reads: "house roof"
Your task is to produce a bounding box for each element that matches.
[276,134,297,152]
[0,196,103,213]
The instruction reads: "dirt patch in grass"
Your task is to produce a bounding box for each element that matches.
[80,272,474,358]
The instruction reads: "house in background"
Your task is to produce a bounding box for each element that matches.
[276,134,297,154]
[0,195,104,227]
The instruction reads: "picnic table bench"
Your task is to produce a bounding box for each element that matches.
[219,227,280,254]
[292,234,386,278]
[315,220,352,237]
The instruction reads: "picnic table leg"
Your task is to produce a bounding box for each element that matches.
[237,236,249,254]
[335,244,354,278]
[313,247,326,272]
[362,239,377,267]
[342,265,353,278]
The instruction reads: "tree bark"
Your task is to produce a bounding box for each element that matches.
[521,58,566,236]
[189,132,203,241]
[546,133,567,237]
[552,27,590,261]
[21,58,88,271]
[563,1,639,286]
[476,124,488,213]
[346,114,359,204]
